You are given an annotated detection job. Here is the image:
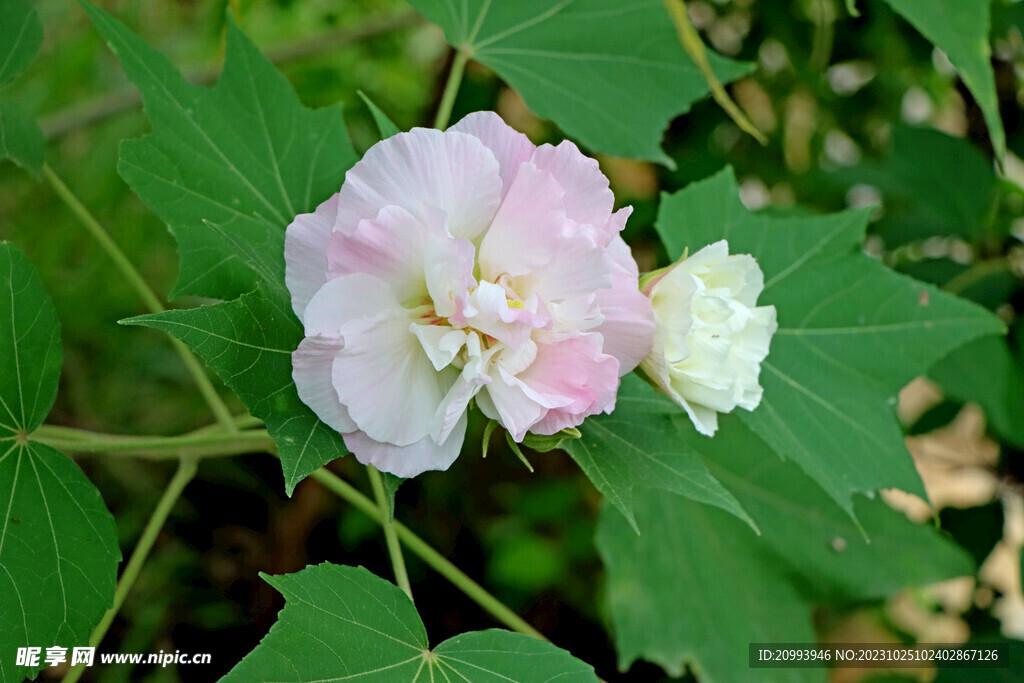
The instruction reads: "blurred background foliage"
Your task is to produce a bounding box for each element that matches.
[1,0,1024,681]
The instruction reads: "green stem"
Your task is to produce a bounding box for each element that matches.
[943,257,1011,296]
[33,428,274,459]
[433,49,469,130]
[662,0,767,144]
[310,468,545,640]
[62,457,199,683]
[367,466,413,601]
[42,164,237,432]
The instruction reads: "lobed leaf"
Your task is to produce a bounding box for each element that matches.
[408,0,751,165]
[221,563,599,682]
[123,287,347,495]
[596,417,973,681]
[81,1,356,300]
[656,168,1004,518]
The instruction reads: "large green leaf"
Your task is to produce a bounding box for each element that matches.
[221,563,599,682]
[929,335,1024,448]
[596,417,973,681]
[879,0,1005,161]
[0,243,61,437]
[408,0,750,165]
[832,126,999,246]
[656,168,1004,517]
[0,100,44,175]
[0,243,119,683]
[123,288,347,495]
[564,374,754,533]
[81,1,356,300]
[0,0,43,88]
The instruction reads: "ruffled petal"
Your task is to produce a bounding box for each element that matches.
[302,273,401,338]
[530,141,614,229]
[284,193,339,321]
[344,412,468,478]
[326,205,431,305]
[478,163,567,280]
[332,313,455,447]
[334,128,502,241]
[593,235,656,375]
[450,111,535,199]
[292,336,356,434]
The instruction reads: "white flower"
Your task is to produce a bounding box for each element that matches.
[639,240,777,436]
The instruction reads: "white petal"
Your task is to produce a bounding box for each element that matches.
[302,273,401,338]
[335,128,502,241]
[449,111,535,199]
[344,413,468,478]
[292,336,356,434]
[410,324,469,372]
[285,193,339,321]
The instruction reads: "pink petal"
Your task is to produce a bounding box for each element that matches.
[530,141,614,229]
[344,412,467,478]
[285,193,339,321]
[478,163,567,280]
[594,235,656,376]
[292,336,356,434]
[334,128,502,241]
[326,205,432,305]
[450,112,535,199]
[513,225,613,302]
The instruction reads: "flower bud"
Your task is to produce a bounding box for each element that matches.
[638,240,777,436]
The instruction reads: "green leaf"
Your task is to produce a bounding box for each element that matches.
[879,0,1005,161]
[0,243,119,683]
[0,442,120,683]
[929,335,1024,448]
[656,168,1004,518]
[81,1,356,300]
[596,418,973,681]
[832,126,999,246]
[358,90,401,139]
[0,243,61,437]
[408,0,751,165]
[381,471,403,521]
[0,100,44,176]
[122,287,347,495]
[564,374,754,532]
[0,0,43,88]
[221,563,599,682]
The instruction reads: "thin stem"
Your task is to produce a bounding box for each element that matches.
[367,466,413,601]
[42,164,237,432]
[433,49,469,130]
[33,428,274,460]
[662,0,767,145]
[62,457,199,683]
[943,257,1011,296]
[310,468,545,640]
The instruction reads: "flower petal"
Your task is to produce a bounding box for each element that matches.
[332,313,455,447]
[450,111,535,198]
[530,141,614,229]
[292,336,356,434]
[594,235,656,375]
[344,412,468,478]
[478,163,567,280]
[302,273,401,338]
[285,193,339,321]
[334,127,502,241]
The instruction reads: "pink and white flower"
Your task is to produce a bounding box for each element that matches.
[285,112,654,478]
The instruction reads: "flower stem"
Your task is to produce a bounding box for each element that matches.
[310,467,545,640]
[42,163,237,433]
[33,428,274,459]
[367,466,413,601]
[662,0,767,145]
[61,457,199,683]
[433,49,469,130]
